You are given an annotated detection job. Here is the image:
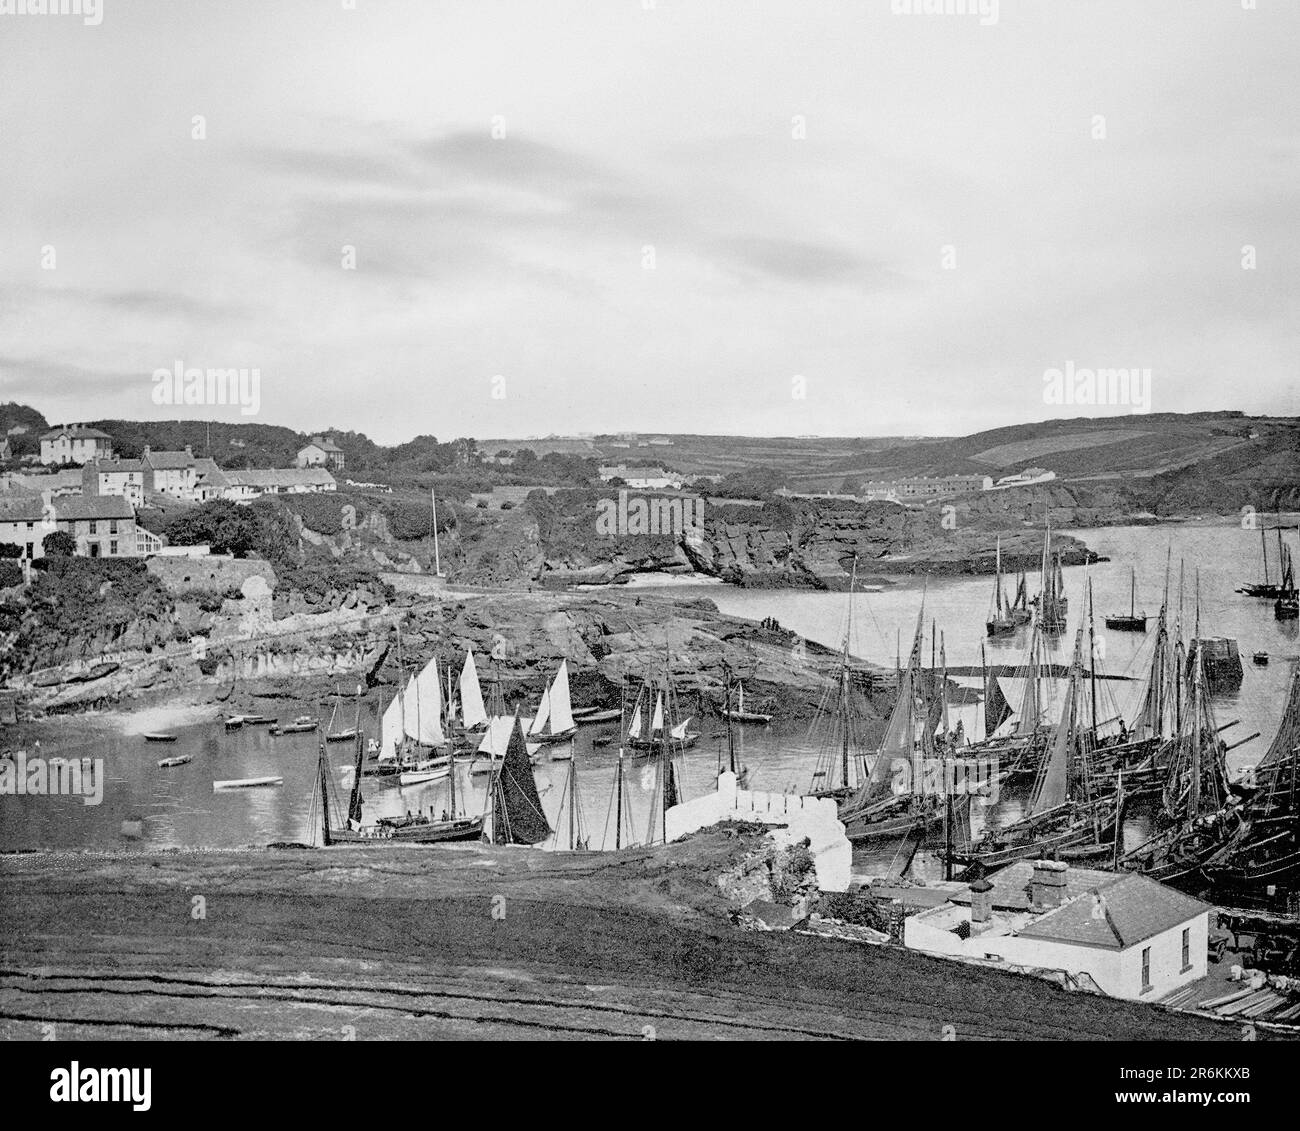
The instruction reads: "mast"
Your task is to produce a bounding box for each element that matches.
[980,642,989,739]
[615,749,624,850]
[318,742,332,847]
[841,557,858,790]
[1262,509,1270,586]
[1130,567,1136,618]
[1088,581,1098,740]
[346,728,365,825]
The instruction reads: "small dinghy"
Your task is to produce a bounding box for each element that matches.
[224,716,245,731]
[143,733,177,743]
[326,729,358,742]
[213,776,283,791]
[270,721,317,735]
[157,754,192,768]
[1254,651,1270,665]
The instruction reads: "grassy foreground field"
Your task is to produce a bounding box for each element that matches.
[0,831,1248,1041]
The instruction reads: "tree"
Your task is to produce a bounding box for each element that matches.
[0,542,23,559]
[42,530,77,557]
[163,499,265,557]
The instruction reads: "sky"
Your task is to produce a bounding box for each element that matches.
[1,0,1298,443]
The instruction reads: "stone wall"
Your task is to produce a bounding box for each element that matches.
[146,556,278,596]
[665,771,851,892]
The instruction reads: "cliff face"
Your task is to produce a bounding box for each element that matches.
[513,492,1099,590]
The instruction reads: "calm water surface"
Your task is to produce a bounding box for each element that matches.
[3,521,1297,880]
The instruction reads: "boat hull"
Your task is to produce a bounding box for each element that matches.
[329,816,485,844]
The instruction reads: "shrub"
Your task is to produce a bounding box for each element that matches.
[42,530,76,557]
[0,561,22,588]
[0,542,24,559]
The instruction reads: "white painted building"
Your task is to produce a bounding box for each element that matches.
[904,860,1210,1002]
[39,425,114,466]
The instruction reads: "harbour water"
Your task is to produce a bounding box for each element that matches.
[2,521,1296,874]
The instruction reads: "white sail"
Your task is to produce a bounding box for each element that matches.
[529,684,551,736]
[651,692,664,734]
[379,692,404,762]
[671,716,692,740]
[459,651,487,729]
[547,660,575,734]
[401,675,422,742]
[737,683,745,712]
[479,715,541,759]
[410,658,445,745]
[627,697,642,740]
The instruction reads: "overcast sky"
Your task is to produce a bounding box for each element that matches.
[2,0,1297,443]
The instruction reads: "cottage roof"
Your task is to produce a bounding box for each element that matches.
[94,459,145,474]
[41,425,112,441]
[950,860,1119,912]
[1016,873,1210,951]
[143,449,195,470]
[54,494,134,521]
[226,468,336,488]
[0,494,44,522]
[305,436,343,453]
[193,457,230,489]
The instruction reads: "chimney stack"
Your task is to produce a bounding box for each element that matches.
[1028,859,1068,911]
[970,876,994,925]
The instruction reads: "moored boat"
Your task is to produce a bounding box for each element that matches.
[157,754,192,768]
[143,732,177,743]
[213,776,283,790]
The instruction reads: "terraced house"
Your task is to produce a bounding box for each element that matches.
[0,493,139,558]
[142,446,198,497]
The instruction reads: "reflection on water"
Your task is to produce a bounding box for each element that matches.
[3,522,1297,879]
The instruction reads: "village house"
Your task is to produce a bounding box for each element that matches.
[82,458,147,506]
[903,860,1211,1002]
[296,435,346,471]
[142,446,198,497]
[39,425,114,466]
[597,464,683,490]
[0,494,46,559]
[223,467,336,501]
[0,492,140,559]
[53,495,139,559]
[192,457,231,501]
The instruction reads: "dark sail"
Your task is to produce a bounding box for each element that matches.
[664,757,680,811]
[984,669,1013,737]
[492,716,551,845]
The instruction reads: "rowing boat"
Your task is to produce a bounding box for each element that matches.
[143,733,177,743]
[213,776,283,790]
[157,755,192,768]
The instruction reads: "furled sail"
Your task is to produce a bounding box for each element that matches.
[491,716,552,845]
[459,650,487,729]
[1028,629,1081,816]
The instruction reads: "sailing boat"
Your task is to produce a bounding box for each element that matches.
[471,713,543,774]
[1120,641,1249,885]
[488,715,552,845]
[553,746,589,850]
[458,650,488,733]
[1104,567,1147,632]
[398,656,453,785]
[1239,510,1285,598]
[318,733,484,844]
[1275,537,1298,621]
[985,537,1018,637]
[953,626,1116,869]
[1205,665,1300,892]
[1031,527,1068,633]
[722,679,773,724]
[528,659,578,744]
[837,606,955,844]
[626,672,698,752]
[808,558,872,798]
[326,685,361,742]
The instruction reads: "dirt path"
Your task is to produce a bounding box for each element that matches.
[0,833,1247,1040]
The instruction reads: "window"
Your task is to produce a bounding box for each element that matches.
[110,540,118,556]
[1181,928,1191,971]
[110,520,118,535]
[89,521,97,534]
[1141,946,1151,992]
